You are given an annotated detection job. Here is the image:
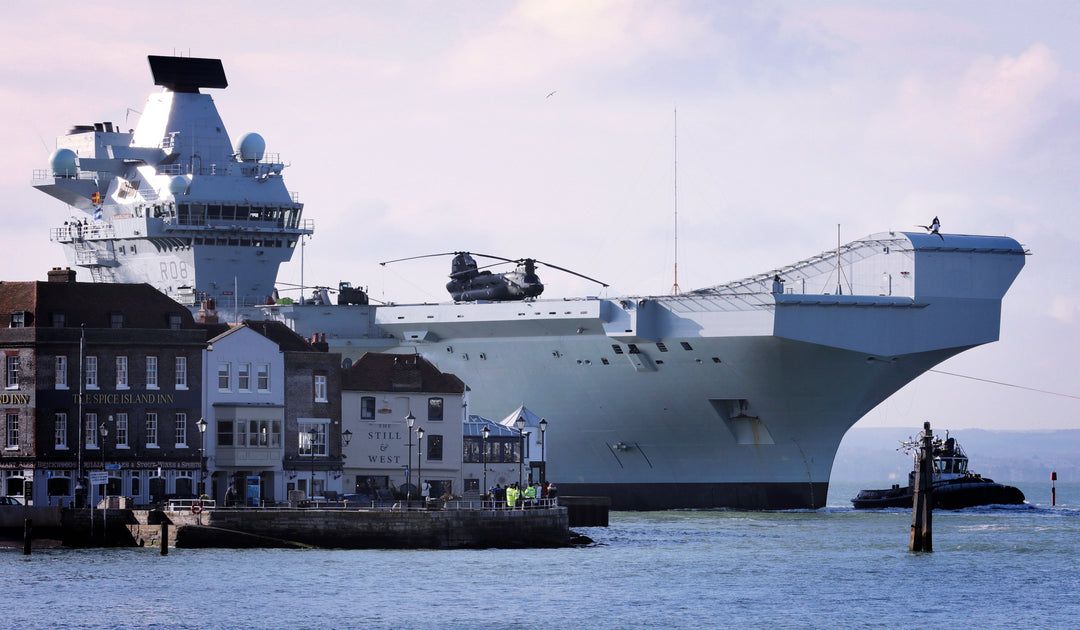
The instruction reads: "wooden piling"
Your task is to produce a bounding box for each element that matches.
[160,522,169,556]
[1052,471,1057,507]
[910,421,933,552]
[23,518,32,555]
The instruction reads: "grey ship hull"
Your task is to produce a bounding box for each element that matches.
[272,231,1027,510]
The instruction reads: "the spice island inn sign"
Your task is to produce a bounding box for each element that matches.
[0,392,31,405]
[1,391,181,407]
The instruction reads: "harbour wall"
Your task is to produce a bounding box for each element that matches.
[135,507,571,549]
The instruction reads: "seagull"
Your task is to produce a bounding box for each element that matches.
[917,216,944,240]
[546,90,557,99]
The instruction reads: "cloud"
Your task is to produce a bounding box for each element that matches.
[439,0,717,91]
[868,43,1061,163]
[1049,295,1080,324]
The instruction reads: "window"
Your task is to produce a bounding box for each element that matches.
[238,363,251,392]
[299,422,327,456]
[175,413,187,447]
[314,375,328,402]
[218,362,231,391]
[361,396,376,420]
[109,312,124,328]
[86,413,98,448]
[6,356,18,389]
[428,397,443,422]
[55,413,68,449]
[175,356,188,389]
[116,356,129,388]
[217,420,234,446]
[86,356,98,389]
[146,356,158,389]
[9,311,26,328]
[5,413,18,449]
[146,413,158,447]
[56,356,68,389]
[168,313,182,330]
[115,413,128,448]
[237,419,281,447]
[426,433,443,461]
[256,364,270,392]
[51,312,66,328]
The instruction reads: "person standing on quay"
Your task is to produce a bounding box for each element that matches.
[506,483,519,509]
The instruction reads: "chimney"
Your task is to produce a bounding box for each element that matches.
[197,298,219,324]
[47,267,77,283]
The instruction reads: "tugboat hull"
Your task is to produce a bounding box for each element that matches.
[853,478,1025,510]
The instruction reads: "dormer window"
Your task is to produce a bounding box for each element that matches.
[168,313,183,330]
[9,311,27,328]
[51,312,66,328]
[109,312,125,329]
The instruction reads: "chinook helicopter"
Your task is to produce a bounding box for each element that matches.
[381,252,608,302]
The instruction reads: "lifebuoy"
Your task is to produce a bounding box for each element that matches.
[191,503,203,514]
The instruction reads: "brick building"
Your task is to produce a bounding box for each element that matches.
[0,268,205,506]
[243,323,343,502]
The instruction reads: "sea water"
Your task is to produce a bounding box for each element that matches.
[3,481,1078,629]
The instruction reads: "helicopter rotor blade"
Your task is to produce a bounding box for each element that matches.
[380,251,522,266]
[529,259,609,287]
[379,252,462,266]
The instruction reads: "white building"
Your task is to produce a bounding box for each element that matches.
[341,354,467,500]
[202,324,287,505]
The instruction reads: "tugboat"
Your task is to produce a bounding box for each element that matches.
[852,433,1026,509]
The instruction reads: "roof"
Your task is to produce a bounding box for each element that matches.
[342,353,466,394]
[0,278,195,329]
[238,319,318,351]
[465,415,519,438]
[499,404,546,430]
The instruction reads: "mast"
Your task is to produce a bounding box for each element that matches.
[836,224,842,295]
[671,106,680,295]
[77,324,85,508]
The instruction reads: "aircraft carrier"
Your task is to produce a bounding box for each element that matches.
[33,56,1027,509]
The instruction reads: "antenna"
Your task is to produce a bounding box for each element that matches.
[836,224,842,295]
[671,106,680,295]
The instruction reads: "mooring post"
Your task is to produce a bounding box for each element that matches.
[160,521,169,556]
[1051,471,1057,507]
[910,421,934,552]
[23,518,32,555]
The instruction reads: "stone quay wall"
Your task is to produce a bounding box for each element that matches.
[135,506,570,549]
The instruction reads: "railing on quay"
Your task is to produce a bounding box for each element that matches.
[165,498,217,512]
[163,497,560,513]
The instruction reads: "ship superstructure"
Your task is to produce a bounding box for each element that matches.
[266,231,1026,509]
[33,56,311,309]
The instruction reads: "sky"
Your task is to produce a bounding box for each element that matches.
[1,1,1077,431]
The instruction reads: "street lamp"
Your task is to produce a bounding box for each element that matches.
[308,426,319,503]
[99,421,108,541]
[514,414,525,489]
[405,412,415,501]
[99,421,109,501]
[539,418,547,484]
[481,425,490,508]
[416,426,425,505]
[196,417,207,496]
[341,429,352,493]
